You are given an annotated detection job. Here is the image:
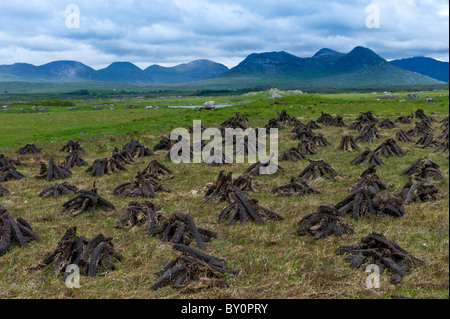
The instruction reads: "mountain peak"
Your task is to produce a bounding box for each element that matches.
[313,48,342,58]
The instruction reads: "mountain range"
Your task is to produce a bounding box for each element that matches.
[0,47,447,89]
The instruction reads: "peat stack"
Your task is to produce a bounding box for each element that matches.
[407,120,433,137]
[400,157,445,180]
[297,205,353,239]
[350,147,383,166]
[395,115,412,124]
[355,124,380,143]
[218,188,284,225]
[298,159,341,181]
[305,120,321,130]
[278,147,306,162]
[311,134,330,147]
[122,139,154,158]
[0,206,40,256]
[0,184,10,197]
[264,118,284,132]
[39,182,78,199]
[395,130,414,142]
[15,144,41,155]
[113,172,170,198]
[334,189,405,219]
[336,232,424,284]
[415,133,440,149]
[378,119,397,129]
[35,158,72,182]
[0,165,26,182]
[86,157,126,177]
[61,184,116,217]
[316,112,335,125]
[111,147,135,165]
[62,152,89,169]
[348,121,364,131]
[115,200,161,231]
[394,177,439,205]
[204,171,234,204]
[220,112,248,129]
[148,212,216,250]
[60,140,84,153]
[373,138,406,158]
[291,126,315,141]
[244,157,284,176]
[31,227,123,277]
[349,165,388,194]
[150,244,237,291]
[337,135,360,151]
[142,159,174,179]
[204,171,255,204]
[0,154,19,169]
[153,135,174,152]
[297,141,319,155]
[271,178,321,197]
[276,110,293,124]
[356,111,378,124]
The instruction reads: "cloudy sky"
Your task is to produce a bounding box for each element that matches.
[0,0,448,70]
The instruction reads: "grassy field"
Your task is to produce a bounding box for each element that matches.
[0,89,448,299]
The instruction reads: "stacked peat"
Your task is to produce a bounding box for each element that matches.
[355,124,380,143]
[113,172,170,198]
[0,184,10,197]
[337,232,424,284]
[0,154,19,169]
[148,212,216,250]
[151,244,237,290]
[60,140,84,153]
[297,205,353,239]
[378,119,397,129]
[278,147,306,162]
[122,139,154,158]
[337,135,360,151]
[204,171,255,204]
[31,227,123,277]
[272,178,321,197]
[244,157,284,176]
[350,147,383,166]
[115,200,161,231]
[395,130,414,142]
[395,116,412,124]
[35,158,72,182]
[111,147,135,165]
[407,120,433,137]
[400,157,445,180]
[39,182,78,199]
[415,133,440,149]
[86,157,126,177]
[218,188,284,225]
[298,159,341,181]
[153,135,174,152]
[394,177,439,205]
[15,144,41,155]
[349,165,388,194]
[61,184,116,217]
[334,189,405,219]
[0,165,26,182]
[62,152,89,169]
[1,206,41,256]
[373,139,406,158]
[142,159,174,179]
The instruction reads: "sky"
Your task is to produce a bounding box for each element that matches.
[0,0,448,70]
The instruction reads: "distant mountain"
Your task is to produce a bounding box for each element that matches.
[0,61,96,82]
[390,57,449,83]
[0,59,229,84]
[214,46,443,87]
[144,59,229,84]
[96,62,152,84]
[0,47,445,88]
